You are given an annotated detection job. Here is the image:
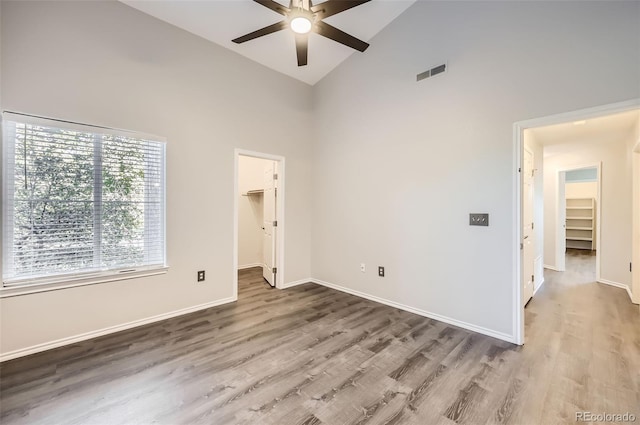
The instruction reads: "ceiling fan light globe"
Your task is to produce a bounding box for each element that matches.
[290,17,312,34]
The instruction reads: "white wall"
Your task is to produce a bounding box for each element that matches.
[311,1,640,338]
[524,131,544,288]
[630,121,640,303]
[0,1,313,357]
[238,156,268,268]
[566,181,597,199]
[544,137,633,287]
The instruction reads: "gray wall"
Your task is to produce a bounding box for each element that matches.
[0,0,313,356]
[311,1,640,338]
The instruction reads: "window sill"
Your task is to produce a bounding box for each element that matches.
[0,267,169,298]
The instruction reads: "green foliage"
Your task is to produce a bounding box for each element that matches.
[101,135,146,267]
[11,125,149,276]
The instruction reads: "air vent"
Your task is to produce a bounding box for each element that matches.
[417,63,447,82]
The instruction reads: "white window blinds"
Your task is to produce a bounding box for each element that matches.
[2,113,166,286]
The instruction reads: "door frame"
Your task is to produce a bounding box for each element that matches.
[555,163,602,278]
[633,141,640,305]
[512,98,640,345]
[233,149,286,298]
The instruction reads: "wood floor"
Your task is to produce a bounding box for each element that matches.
[1,251,638,424]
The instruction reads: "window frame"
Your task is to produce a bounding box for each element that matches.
[1,112,168,297]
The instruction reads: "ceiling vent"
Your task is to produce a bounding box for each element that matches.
[417,64,446,82]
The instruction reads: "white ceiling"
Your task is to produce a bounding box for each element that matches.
[121,0,416,85]
[529,109,640,155]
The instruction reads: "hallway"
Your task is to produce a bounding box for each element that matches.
[522,249,639,422]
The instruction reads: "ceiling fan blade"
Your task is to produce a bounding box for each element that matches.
[254,0,289,16]
[315,21,369,52]
[295,34,308,66]
[311,0,371,19]
[232,21,288,44]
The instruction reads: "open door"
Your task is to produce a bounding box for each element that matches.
[522,147,535,305]
[557,171,567,272]
[633,148,640,304]
[262,161,277,286]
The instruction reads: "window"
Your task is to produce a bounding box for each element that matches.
[2,113,166,288]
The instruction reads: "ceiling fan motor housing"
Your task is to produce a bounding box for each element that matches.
[232,0,371,66]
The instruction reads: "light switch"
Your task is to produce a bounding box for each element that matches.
[469,213,489,226]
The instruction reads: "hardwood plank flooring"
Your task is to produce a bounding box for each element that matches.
[1,251,638,424]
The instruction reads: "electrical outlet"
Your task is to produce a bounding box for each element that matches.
[360,263,366,273]
[197,270,205,282]
[378,266,385,277]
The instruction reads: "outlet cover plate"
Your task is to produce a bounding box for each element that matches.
[469,213,489,226]
[197,270,205,282]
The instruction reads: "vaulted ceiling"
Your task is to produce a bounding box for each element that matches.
[121,0,416,85]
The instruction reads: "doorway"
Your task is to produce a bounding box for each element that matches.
[233,149,285,299]
[513,99,640,345]
[556,165,600,276]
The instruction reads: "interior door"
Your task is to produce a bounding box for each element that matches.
[558,172,567,272]
[262,161,277,286]
[522,148,535,305]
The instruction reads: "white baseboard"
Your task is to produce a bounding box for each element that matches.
[310,279,516,344]
[0,296,237,363]
[281,278,312,289]
[598,279,633,301]
[238,263,264,270]
[543,264,560,271]
[533,278,545,296]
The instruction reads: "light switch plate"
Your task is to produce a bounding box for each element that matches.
[469,213,489,226]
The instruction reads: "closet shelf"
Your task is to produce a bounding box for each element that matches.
[565,197,595,250]
[243,189,264,196]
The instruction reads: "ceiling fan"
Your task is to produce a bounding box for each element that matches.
[232,0,371,66]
